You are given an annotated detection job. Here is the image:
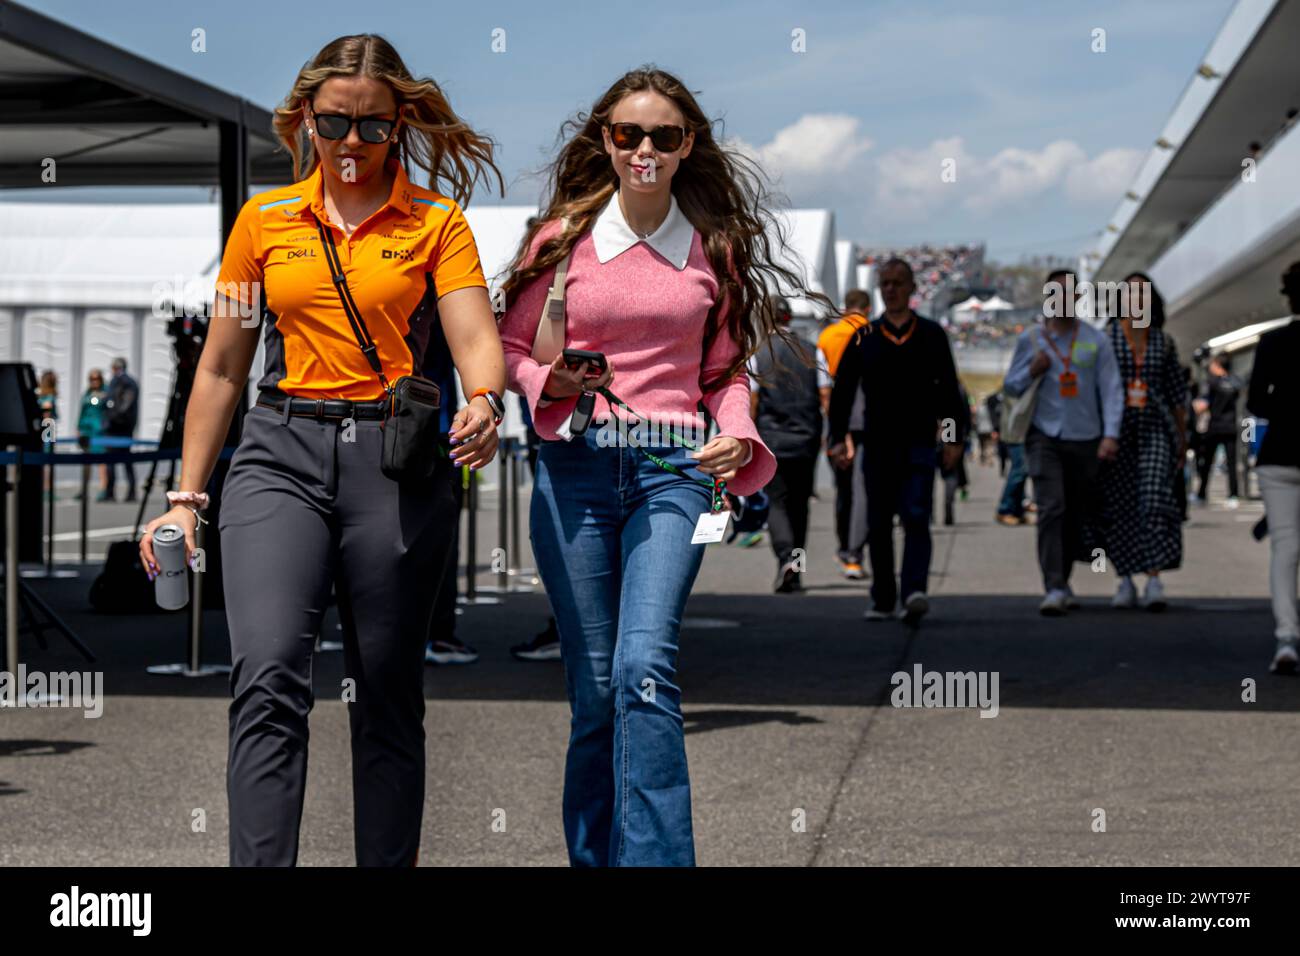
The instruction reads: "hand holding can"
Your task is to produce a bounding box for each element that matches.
[150,523,190,609]
[140,505,199,608]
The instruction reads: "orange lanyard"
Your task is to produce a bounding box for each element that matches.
[1041,323,1078,374]
[1121,321,1148,381]
[879,314,917,346]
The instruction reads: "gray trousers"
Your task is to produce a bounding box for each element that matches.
[218,403,458,866]
[833,430,869,562]
[1257,465,1300,640]
[1025,427,1100,593]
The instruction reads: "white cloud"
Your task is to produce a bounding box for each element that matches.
[966,140,1087,212]
[756,114,874,175]
[873,136,973,218]
[731,114,874,180]
[1064,147,1144,203]
[739,115,1145,243]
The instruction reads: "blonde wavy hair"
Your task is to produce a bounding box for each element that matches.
[271,34,503,206]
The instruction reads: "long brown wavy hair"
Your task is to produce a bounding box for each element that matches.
[499,66,832,391]
[271,35,503,206]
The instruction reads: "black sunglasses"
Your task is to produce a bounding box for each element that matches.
[608,122,686,152]
[309,107,396,145]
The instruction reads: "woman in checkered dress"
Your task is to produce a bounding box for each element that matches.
[1097,273,1187,610]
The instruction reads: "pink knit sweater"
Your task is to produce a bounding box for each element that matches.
[498,219,776,496]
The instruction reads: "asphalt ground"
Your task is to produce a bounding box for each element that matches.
[2,454,1294,866]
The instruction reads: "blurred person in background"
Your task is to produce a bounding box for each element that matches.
[422,316,479,666]
[1003,269,1122,616]
[986,390,1008,475]
[974,391,995,465]
[938,382,972,526]
[37,370,59,497]
[1193,353,1243,507]
[828,259,964,626]
[101,356,139,502]
[749,295,823,593]
[818,288,872,579]
[1177,365,1195,520]
[510,393,564,662]
[77,368,109,498]
[1096,273,1185,611]
[1247,261,1300,674]
[993,381,1031,526]
[37,369,59,423]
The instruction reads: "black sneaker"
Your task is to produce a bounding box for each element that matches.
[511,620,562,661]
[1270,640,1298,675]
[425,637,479,665]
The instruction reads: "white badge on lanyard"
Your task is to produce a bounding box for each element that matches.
[691,510,730,544]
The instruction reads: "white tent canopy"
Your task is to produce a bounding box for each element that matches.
[768,208,838,318]
[951,292,1014,325]
[834,238,856,307]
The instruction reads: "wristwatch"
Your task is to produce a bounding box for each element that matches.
[470,387,505,425]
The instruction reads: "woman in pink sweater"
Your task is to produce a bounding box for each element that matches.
[498,67,824,866]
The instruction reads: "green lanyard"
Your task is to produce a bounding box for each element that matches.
[595,386,728,513]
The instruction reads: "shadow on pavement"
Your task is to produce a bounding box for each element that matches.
[12,571,1295,713]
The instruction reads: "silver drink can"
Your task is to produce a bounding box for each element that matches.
[152,523,190,610]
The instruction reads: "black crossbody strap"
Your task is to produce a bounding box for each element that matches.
[312,213,391,393]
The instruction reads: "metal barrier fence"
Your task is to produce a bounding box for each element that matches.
[2,437,537,679]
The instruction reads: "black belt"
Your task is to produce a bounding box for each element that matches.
[256,395,388,421]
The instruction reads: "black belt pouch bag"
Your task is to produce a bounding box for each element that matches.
[313,214,442,482]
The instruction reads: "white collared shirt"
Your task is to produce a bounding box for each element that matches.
[591,190,695,270]
[588,189,751,466]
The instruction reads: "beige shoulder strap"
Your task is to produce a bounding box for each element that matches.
[531,249,572,366]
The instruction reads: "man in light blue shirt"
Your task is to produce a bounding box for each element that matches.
[1005,311,1123,441]
[1003,269,1124,615]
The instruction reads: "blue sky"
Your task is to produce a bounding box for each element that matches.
[19,0,1236,262]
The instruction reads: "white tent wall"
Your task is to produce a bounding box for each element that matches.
[20,310,74,418]
[465,206,538,291]
[770,208,837,321]
[0,201,221,445]
[1,200,839,442]
[834,239,855,308]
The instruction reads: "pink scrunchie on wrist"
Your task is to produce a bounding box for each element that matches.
[166,491,210,510]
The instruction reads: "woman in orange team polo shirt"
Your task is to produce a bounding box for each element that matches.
[139,34,507,867]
